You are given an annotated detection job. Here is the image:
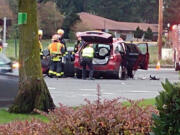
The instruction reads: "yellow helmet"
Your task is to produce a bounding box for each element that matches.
[38,29,43,36]
[57,29,64,35]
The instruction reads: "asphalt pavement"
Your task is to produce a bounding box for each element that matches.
[46,68,179,107]
[0,68,179,108]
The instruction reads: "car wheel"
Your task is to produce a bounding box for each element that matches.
[116,65,126,79]
[175,62,180,71]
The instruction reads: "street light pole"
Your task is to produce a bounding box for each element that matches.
[158,0,163,60]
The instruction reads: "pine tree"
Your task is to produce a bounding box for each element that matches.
[134,27,144,39]
[144,27,153,41]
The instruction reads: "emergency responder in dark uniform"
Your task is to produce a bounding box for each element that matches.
[0,39,3,53]
[74,34,84,53]
[38,29,43,59]
[48,34,64,78]
[57,29,67,77]
[73,33,85,78]
[81,43,94,80]
[57,29,66,52]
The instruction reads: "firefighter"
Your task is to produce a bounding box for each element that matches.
[57,29,66,52]
[38,29,43,59]
[48,34,64,78]
[57,29,67,77]
[0,39,2,52]
[81,43,94,80]
[74,33,84,53]
[73,33,85,78]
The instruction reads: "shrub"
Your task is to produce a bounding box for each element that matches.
[0,99,157,135]
[152,79,180,135]
[0,119,49,135]
[0,85,157,135]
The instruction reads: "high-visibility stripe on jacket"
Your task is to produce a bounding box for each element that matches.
[39,41,43,56]
[48,42,63,55]
[48,42,64,61]
[82,47,94,58]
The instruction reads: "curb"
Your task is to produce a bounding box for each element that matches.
[149,65,174,68]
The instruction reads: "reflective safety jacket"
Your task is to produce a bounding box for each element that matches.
[82,46,94,58]
[39,41,43,56]
[48,42,64,61]
[0,47,2,52]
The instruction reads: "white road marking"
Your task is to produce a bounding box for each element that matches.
[48,87,56,90]
[81,94,96,97]
[127,90,157,93]
[80,89,96,91]
[103,93,113,95]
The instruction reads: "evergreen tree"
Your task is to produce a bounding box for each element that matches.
[164,0,180,25]
[144,27,153,41]
[134,27,144,39]
[62,12,80,38]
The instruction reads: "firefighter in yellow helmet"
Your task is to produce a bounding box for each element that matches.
[0,39,3,53]
[57,29,67,77]
[48,34,64,78]
[38,29,43,59]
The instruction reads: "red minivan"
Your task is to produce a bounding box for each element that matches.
[74,31,149,79]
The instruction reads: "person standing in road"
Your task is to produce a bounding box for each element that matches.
[57,29,66,77]
[74,33,85,53]
[73,33,85,78]
[48,34,64,78]
[38,29,43,59]
[81,43,94,80]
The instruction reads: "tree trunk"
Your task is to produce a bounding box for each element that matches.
[9,0,55,113]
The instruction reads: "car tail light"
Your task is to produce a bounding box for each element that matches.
[110,56,114,60]
[110,55,117,61]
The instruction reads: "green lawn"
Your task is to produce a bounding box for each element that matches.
[4,40,173,65]
[123,98,156,107]
[5,39,76,60]
[0,109,48,124]
[0,98,155,124]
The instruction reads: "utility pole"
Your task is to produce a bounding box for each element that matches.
[158,0,163,60]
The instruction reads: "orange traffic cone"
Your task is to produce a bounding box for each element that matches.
[156,61,160,70]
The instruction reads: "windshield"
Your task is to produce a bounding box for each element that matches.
[0,53,11,65]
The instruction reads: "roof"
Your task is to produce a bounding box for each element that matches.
[0,0,13,19]
[78,12,158,33]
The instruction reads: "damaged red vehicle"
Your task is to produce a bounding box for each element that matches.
[74,31,149,79]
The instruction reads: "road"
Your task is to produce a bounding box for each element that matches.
[46,68,179,107]
[0,68,179,107]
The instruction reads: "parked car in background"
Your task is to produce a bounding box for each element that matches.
[41,49,74,77]
[74,31,149,79]
[0,53,18,107]
[0,53,13,73]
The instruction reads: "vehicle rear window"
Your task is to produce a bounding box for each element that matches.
[125,43,140,53]
[0,54,11,64]
[94,44,110,50]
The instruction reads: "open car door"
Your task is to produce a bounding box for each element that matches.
[135,43,149,70]
[125,43,149,71]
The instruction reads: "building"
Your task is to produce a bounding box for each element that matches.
[75,12,158,41]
